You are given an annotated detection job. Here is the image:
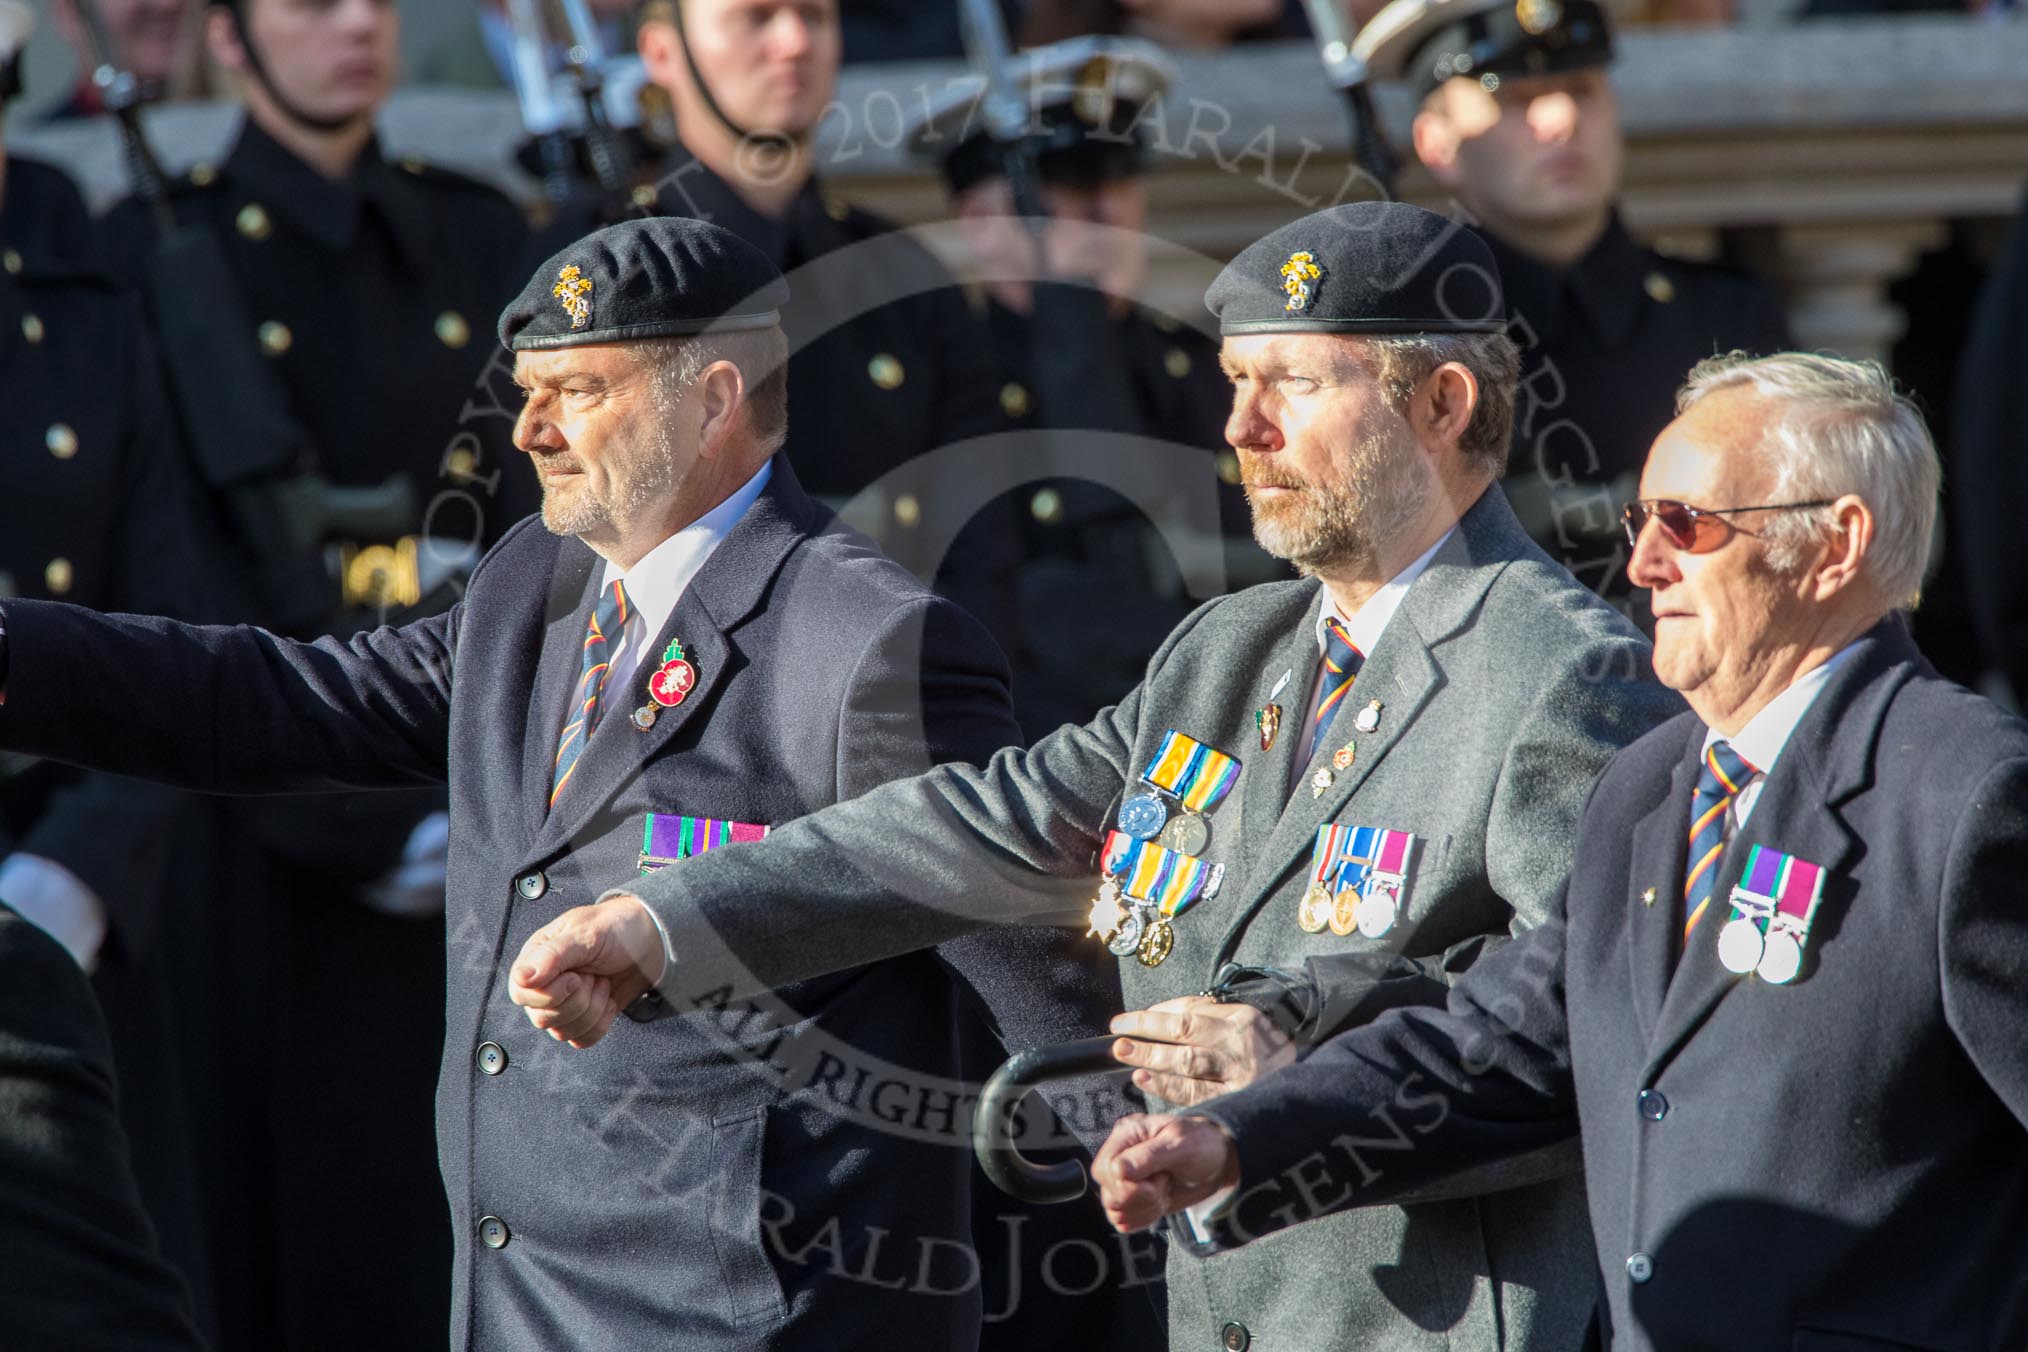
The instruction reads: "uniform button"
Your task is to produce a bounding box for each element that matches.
[823,193,850,222]
[892,493,921,528]
[236,202,273,241]
[2,248,19,275]
[477,1042,507,1076]
[1216,449,1243,485]
[259,321,294,357]
[1164,346,1192,379]
[188,162,218,187]
[630,184,658,211]
[447,447,479,479]
[1626,1252,1654,1284]
[1637,1088,1668,1121]
[1643,271,1677,304]
[21,312,43,344]
[46,424,78,460]
[435,310,471,350]
[1030,487,1063,523]
[1220,1321,1251,1351]
[867,353,904,390]
[44,558,73,596]
[478,1215,510,1249]
[515,871,548,901]
[402,155,428,176]
[999,381,1031,418]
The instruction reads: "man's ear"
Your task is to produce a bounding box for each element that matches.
[1809,494,1875,603]
[1411,104,1462,190]
[638,17,686,98]
[1415,361,1479,455]
[206,6,248,73]
[694,361,746,461]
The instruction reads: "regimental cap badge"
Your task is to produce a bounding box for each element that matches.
[1516,0,1564,36]
[1280,250,1324,314]
[553,264,594,331]
[1072,54,1119,126]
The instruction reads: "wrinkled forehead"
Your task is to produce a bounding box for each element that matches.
[512,342,649,386]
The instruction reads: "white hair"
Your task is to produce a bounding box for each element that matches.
[1675,351,1939,610]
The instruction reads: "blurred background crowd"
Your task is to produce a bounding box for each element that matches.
[0,0,2024,1348]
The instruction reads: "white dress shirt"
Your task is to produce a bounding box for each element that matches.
[594,461,771,710]
[1700,642,1857,832]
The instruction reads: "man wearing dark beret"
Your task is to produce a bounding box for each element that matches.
[514,200,1685,1351]
[0,214,1125,1351]
[1357,0,1789,619]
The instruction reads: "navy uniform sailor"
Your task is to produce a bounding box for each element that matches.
[907,36,1273,742]
[1357,0,1790,614]
[513,201,1686,1352]
[0,214,1123,1352]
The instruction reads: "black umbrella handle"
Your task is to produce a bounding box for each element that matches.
[972,1035,1127,1204]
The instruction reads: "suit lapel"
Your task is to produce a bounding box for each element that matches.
[522,542,602,839]
[1639,619,1914,1075]
[1234,583,1328,868]
[1624,732,1703,1046]
[531,458,815,855]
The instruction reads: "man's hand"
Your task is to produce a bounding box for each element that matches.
[508,896,666,1048]
[1092,1112,1240,1233]
[1110,995,1295,1106]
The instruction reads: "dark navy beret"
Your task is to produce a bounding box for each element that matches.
[499,215,790,352]
[1204,201,1506,337]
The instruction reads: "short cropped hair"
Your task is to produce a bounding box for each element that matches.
[1361,331,1521,478]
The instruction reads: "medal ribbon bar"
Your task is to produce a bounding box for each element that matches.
[1140,731,1242,813]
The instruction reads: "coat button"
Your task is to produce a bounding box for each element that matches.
[1029,487,1063,523]
[435,310,471,350]
[2,248,19,275]
[1626,1252,1654,1284]
[630,184,658,211]
[1220,1321,1250,1351]
[236,202,273,241]
[1164,346,1192,379]
[514,871,547,900]
[478,1215,511,1249]
[892,493,921,528]
[867,353,904,390]
[1643,271,1677,304]
[21,312,43,344]
[259,321,294,357]
[1637,1089,1668,1121]
[44,558,73,596]
[188,162,218,187]
[477,1042,507,1076]
[46,424,78,460]
[999,381,1031,418]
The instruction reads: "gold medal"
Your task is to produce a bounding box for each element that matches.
[1329,887,1360,936]
[1136,918,1175,967]
[1298,884,1333,933]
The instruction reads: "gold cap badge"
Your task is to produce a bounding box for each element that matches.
[553,264,594,331]
[1280,250,1324,314]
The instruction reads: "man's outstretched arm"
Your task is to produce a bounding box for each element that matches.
[1096,898,1582,1240]
[0,597,459,796]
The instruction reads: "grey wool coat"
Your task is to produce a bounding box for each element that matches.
[625,485,1686,1351]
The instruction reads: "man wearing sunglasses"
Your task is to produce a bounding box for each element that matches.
[1090,350,2028,1352]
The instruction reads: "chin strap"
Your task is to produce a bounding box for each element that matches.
[665,0,792,156]
[228,6,368,136]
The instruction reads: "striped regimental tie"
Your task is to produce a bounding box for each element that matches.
[550,579,630,807]
[1308,616,1364,762]
[1683,739,1758,943]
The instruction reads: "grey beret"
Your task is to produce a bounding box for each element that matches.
[499,215,790,352]
[1205,201,1507,337]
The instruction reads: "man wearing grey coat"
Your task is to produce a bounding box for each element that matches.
[515,203,1685,1350]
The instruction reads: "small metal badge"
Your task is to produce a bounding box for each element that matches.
[1516,0,1563,35]
[630,705,658,731]
[1117,793,1169,841]
[1297,884,1333,934]
[1136,918,1175,968]
[1332,742,1355,773]
[1159,813,1210,858]
[1354,699,1382,734]
[1280,251,1325,314]
[1311,767,1334,799]
[1257,703,1282,752]
[1641,887,1657,908]
[553,264,594,330]
[1086,880,1128,941]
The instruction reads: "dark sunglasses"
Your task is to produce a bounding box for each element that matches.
[1620,498,1837,553]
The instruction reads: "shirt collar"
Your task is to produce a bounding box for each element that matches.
[1483,212,1646,350]
[597,461,773,631]
[1311,527,1455,658]
[1701,641,1860,776]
